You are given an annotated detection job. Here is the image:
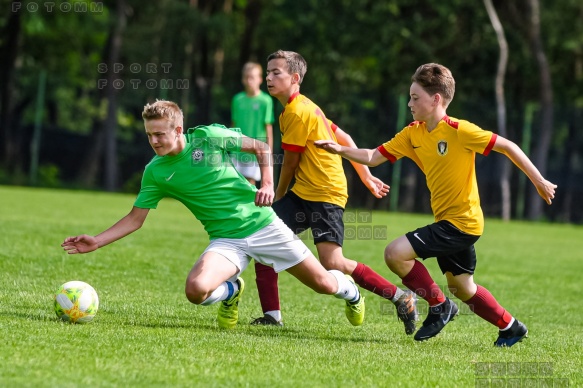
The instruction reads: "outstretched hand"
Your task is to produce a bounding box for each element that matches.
[363,175,390,199]
[255,186,275,207]
[62,235,98,254]
[314,140,342,154]
[536,179,557,205]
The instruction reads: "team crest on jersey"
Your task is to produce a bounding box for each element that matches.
[192,149,204,162]
[437,140,448,156]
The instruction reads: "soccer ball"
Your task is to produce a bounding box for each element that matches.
[54,281,99,323]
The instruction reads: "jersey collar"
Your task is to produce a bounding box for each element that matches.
[287,91,300,104]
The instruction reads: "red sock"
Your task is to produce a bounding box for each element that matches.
[465,285,513,329]
[401,259,446,306]
[254,261,280,313]
[351,262,398,299]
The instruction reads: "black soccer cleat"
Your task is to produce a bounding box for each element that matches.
[494,319,528,347]
[250,314,284,327]
[414,297,459,341]
[395,290,418,335]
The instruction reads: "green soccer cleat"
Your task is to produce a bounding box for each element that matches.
[344,275,365,326]
[217,278,245,329]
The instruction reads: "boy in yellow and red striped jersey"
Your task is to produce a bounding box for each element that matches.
[316,63,557,346]
[250,50,419,334]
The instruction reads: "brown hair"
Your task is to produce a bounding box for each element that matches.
[142,100,184,129]
[411,63,455,106]
[267,50,308,84]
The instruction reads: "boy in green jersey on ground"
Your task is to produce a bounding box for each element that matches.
[61,99,365,329]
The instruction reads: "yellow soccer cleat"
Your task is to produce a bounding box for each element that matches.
[344,275,365,326]
[217,278,245,329]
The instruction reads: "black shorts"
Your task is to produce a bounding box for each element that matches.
[405,220,481,276]
[272,191,344,246]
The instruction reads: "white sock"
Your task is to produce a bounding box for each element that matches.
[500,317,516,331]
[200,281,239,306]
[265,310,282,322]
[390,288,405,303]
[329,270,360,303]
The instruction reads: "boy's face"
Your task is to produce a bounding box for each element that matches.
[266,58,296,100]
[408,82,437,122]
[144,118,181,156]
[242,67,262,94]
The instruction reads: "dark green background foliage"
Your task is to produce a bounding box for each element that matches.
[1,0,582,222]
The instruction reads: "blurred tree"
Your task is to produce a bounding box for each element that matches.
[0,3,22,171]
[0,0,580,222]
[236,0,266,69]
[102,0,127,191]
[484,0,511,221]
[499,0,555,220]
[524,0,554,221]
[0,0,110,180]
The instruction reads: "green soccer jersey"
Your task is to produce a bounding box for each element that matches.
[231,91,274,140]
[231,91,274,162]
[134,124,275,239]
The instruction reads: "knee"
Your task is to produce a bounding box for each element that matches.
[184,280,210,305]
[447,283,473,301]
[319,256,348,273]
[384,244,400,269]
[447,284,461,298]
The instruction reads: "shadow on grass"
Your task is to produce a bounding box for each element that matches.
[1,310,394,344]
[0,310,57,322]
[115,318,393,344]
[240,326,393,344]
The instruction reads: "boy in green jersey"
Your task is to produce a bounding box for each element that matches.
[231,62,274,185]
[61,100,365,329]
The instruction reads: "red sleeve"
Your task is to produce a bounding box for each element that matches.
[376,145,397,163]
[483,133,497,156]
[282,143,305,153]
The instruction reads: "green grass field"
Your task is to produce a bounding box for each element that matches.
[0,186,581,387]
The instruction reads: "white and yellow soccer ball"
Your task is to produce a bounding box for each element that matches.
[54,281,99,323]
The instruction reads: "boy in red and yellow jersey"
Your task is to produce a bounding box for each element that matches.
[251,50,419,333]
[316,63,557,346]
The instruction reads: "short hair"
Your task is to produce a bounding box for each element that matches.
[242,62,262,76]
[411,63,455,106]
[267,50,307,84]
[142,100,184,129]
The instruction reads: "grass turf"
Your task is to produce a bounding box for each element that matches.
[0,186,581,387]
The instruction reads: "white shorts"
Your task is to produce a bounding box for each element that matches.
[202,217,311,280]
[231,155,261,182]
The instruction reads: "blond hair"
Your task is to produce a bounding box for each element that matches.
[411,63,456,106]
[242,62,262,76]
[142,100,184,128]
